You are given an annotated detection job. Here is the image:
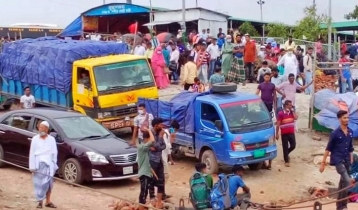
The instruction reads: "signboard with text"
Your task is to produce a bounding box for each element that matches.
[83,4,149,16]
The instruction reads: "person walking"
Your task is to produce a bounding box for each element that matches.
[181,56,198,90]
[29,121,58,208]
[276,100,298,167]
[320,110,353,210]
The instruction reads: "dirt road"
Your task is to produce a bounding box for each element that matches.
[0,84,355,209]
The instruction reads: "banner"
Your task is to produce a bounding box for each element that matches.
[83,16,98,31]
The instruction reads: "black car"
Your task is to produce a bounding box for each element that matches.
[0,108,138,184]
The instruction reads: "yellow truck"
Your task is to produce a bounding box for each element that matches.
[0,39,158,130]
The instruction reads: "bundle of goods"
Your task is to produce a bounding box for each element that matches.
[314,69,337,92]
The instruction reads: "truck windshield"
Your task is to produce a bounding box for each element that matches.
[93,59,154,93]
[220,99,271,131]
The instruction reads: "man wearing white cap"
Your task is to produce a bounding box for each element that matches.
[277,47,299,81]
[29,121,58,209]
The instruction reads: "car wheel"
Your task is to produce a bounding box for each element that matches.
[248,162,264,171]
[211,83,237,93]
[201,150,219,174]
[62,158,83,184]
[0,144,5,168]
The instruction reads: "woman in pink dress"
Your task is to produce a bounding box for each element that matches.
[151,47,169,89]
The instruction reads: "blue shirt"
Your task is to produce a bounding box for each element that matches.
[217,38,225,50]
[162,49,170,66]
[209,73,225,85]
[326,127,354,166]
[228,175,245,208]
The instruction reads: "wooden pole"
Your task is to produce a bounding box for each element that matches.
[309,46,318,130]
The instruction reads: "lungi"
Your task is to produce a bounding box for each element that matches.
[33,162,54,201]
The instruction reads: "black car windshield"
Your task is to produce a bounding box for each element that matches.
[220,99,271,130]
[55,116,111,139]
[93,59,154,92]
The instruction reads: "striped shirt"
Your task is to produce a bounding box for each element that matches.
[150,37,160,48]
[277,110,295,134]
[197,51,211,65]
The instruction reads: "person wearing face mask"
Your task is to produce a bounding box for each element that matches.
[132,103,154,145]
[29,121,58,209]
[221,35,234,79]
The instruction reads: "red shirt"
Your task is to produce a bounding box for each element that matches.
[277,110,295,134]
[244,41,256,62]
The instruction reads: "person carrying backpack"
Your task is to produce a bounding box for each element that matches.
[189,163,213,209]
[210,166,251,210]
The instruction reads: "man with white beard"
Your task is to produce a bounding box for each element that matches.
[277,48,299,81]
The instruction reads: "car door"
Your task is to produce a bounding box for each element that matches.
[0,113,34,166]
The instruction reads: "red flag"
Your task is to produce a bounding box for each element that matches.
[128,22,138,34]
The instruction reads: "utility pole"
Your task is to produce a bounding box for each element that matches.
[126,0,132,4]
[257,0,265,40]
[103,0,105,4]
[196,0,198,7]
[182,0,187,44]
[328,0,332,60]
[313,0,315,6]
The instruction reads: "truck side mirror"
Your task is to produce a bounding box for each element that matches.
[214,120,223,131]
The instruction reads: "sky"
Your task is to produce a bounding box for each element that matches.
[0,0,356,28]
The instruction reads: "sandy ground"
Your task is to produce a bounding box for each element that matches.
[0,83,356,209]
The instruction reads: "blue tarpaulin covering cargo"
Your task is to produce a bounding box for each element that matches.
[0,37,128,93]
[314,91,358,137]
[138,91,209,133]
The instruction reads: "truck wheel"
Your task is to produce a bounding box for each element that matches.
[211,83,237,93]
[248,162,264,171]
[201,150,219,174]
[62,158,84,184]
[0,144,6,168]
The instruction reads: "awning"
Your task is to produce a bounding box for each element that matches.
[143,21,173,26]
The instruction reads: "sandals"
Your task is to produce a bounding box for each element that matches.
[45,203,57,208]
[36,202,43,209]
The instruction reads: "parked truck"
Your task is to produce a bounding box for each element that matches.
[0,37,158,130]
[139,84,277,174]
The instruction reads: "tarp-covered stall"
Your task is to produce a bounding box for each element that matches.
[0,37,128,107]
[138,91,209,133]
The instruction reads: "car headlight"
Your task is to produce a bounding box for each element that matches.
[97,112,112,119]
[269,136,276,145]
[231,141,246,151]
[86,152,109,164]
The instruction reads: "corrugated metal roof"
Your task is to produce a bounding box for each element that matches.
[228,17,268,24]
[320,21,358,30]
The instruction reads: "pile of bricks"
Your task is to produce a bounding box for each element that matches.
[314,74,337,92]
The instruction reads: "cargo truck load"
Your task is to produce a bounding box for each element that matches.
[0,37,159,130]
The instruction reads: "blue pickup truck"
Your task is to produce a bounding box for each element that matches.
[139,85,277,174]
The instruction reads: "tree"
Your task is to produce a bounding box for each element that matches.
[344,5,358,20]
[266,22,290,38]
[293,5,329,41]
[238,22,260,37]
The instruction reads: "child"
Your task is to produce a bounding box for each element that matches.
[209,67,225,88]
[192,77,205,93]
[256,61,272,83]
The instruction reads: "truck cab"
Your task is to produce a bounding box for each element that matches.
[185,92,276,173]
[71,55,158,130]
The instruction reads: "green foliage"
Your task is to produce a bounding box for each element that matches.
[293,5,329,41]
[266,22,290,38]
[238,22,260,36]
[344,5,358,20]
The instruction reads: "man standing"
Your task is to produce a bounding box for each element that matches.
[196,42,211,85]
[276,100,298,167]
[29,121,58,208]
[137,128,155,210]
[284,36,296,51]
[134,42,146,56]
[339,51,353,93]
[132,103,154,144]
[303,47,314,95]
[182,56,198,90]
[217,28,225,38]
[320,110,353,210]
[20,87,35,109]
[243,34,256,83]
[148,118,166,208]
[277,48,299,81]
[271,68,284,112]
[206,37,220,79]
[199,29,208,41]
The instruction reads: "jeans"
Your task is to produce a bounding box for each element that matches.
[245,62,254,80]
[281,133,296,163]
[304,71,313,95]
[209,59,216,79]
[335,162,351,210]
[236,192,251,210]
[149,160,165,199]
[341,77,353,93]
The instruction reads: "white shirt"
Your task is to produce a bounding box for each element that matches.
[206,44,220,60]
[199,33,208,40]
[161,129,172,174]
[133,113,154,139]
[170,49,180,63]
[20,94,35,108]
[303,54,313,72]
[133,45,146,56]
[277,53,298,77]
